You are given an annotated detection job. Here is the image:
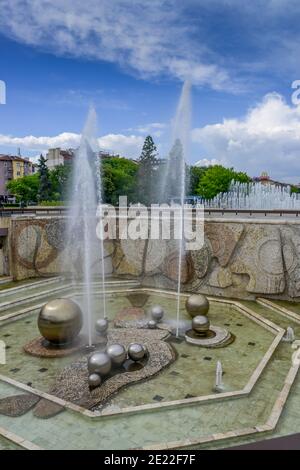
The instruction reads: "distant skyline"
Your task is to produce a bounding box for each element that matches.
[1,1,300,182]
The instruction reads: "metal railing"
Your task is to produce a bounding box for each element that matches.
[1,207,300,217]
[0,207,66,217]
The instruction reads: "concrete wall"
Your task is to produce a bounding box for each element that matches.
[9,216,300,300]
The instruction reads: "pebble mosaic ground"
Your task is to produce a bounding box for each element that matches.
[0,277,300,450]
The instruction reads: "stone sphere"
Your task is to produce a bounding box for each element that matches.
[150,305,164,322]
[107,343,127,366]
[88,373,102,389]
[185,294,209,318]
[38,298,83,345]
[147,319,157,329]
[95,318,109,335]
[192,315,210,335]
[88,352,112,376]
[128,343,145,362]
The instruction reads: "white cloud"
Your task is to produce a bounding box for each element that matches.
[194,158,223,167]
[0,0,232,90]
[0,132,81,150]
[98,134,144,157]
[0,131,144,158]
[192,93,300,182]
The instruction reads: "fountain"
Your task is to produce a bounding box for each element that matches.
[66,107,106,347]
[201,181,300,210]
[184,294,232,347]
[160,81,192,337]
[214,361,224,393]
[283,326,295,343]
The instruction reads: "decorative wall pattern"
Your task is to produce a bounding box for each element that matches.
[10,216,300,300]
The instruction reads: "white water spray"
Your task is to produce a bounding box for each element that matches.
[171,81,192,337]
[66,107,106,345]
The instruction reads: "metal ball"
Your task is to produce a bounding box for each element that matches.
[185,294,209,318]
[150,305,164,322]
[88,373,102,389]
[38,298,83,345]
[128,343,145,362]
[192,315,210,335]
[106,343,127,366]
[95,318,109,335]
[88,352,112,376]
[147,319,157,329]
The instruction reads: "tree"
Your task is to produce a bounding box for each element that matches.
[102,157,138,205]
[37,155,52,202]
[137,135,158,205]
[50,164,72,201]
[6,173,39,203]
[196,165,251,199]
[188,165,208,195]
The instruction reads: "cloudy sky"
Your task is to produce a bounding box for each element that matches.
[1,0,300,181]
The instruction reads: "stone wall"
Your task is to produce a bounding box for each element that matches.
[9,216,300,300]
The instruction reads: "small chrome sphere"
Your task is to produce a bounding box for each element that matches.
[95,318,109,335]
[186,294,209,318]
[107,343,127,366]
[88,352,112,376]
[192,315,210,335]
[38,298,83,345]
[88,373,102,389]
[150,305,164,322]
[147,319,157,329]
[128,343,145,362]
[142,344,149,357]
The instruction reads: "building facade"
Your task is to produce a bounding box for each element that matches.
[46,147,120,169]
[46,148,74,169]
[0,155,34,200]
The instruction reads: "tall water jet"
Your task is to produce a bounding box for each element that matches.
[164,81,192,336]
[66,107,106,346]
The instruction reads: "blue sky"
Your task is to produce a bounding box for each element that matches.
[1,1,300,182]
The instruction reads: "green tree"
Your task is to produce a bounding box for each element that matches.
[102,157,138,205]
[196,165,251,199]
[50,164,72,201]
[137,135,158,205]
[6,173,39,203]
[37,155,52,202]
[189,165,208,195]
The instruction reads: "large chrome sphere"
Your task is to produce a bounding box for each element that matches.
[185,294,209,318]
[88,352,112,376]
[95,318,109,335]
[128,343,145,362]
[107,343,127,366]
[38,298,83,345]
[88,373,102,389]
[147,319,157,329]
[192,315,210,335]
[150,305,164,322]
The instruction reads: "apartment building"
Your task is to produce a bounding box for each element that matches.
[46,148,74,169]
[0,155,34,200]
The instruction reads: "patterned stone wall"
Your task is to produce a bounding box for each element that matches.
[10,216,300,300]
[10,217,113,280]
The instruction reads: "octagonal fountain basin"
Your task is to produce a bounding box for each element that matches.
[0,286,278,416]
